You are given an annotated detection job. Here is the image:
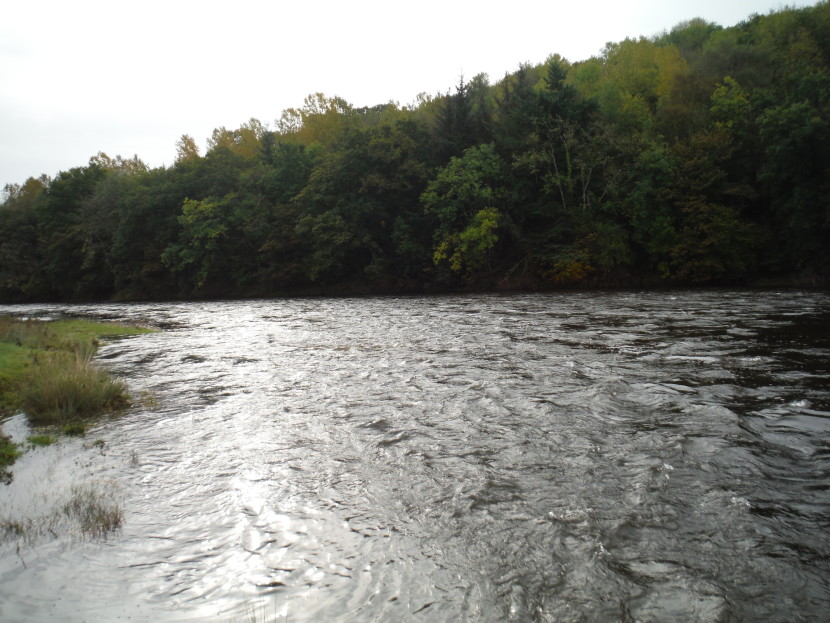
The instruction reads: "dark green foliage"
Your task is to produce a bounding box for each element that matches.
[493,63,540,156]
[259,142,318,204]
[34,163,108,299]
[1,3,828,299]
[293,120,432,286]
[0,182,41,301]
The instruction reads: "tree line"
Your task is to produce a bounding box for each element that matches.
[2,3,828,302]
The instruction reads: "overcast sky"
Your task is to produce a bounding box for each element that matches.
[0,0,820,188]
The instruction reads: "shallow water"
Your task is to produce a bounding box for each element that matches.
[1,291,829,621]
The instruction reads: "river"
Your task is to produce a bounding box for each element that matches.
[1,291,828,621]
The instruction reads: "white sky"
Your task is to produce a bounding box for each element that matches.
[0,0,821,188]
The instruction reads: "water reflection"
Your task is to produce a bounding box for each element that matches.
[1,291,829,621]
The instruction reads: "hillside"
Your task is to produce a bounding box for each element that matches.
[1,3,828,301]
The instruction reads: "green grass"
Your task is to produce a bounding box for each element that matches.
[51,318,153,351]
[1,315,154,423]
[21,351,129,425]
[0,341,31,413]
[27,434,56,447]
[0,317,53,349]
[62,423,86,436]
[1,315,153,353]
[0,315,156,476]
[0,434,20,484]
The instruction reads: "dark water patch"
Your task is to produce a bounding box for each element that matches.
[180,354,207,364]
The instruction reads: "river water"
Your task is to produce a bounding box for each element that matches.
[1,291,828,622]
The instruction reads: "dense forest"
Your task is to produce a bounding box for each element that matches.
[2,4,829,302]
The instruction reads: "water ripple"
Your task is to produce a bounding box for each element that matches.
[1,291,829,621]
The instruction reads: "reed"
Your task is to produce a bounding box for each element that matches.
[63,483,124,538]
[1,481,123,543]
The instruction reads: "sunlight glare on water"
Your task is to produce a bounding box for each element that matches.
[1,290,829,622]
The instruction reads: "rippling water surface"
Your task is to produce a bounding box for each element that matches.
[1,291,829,621]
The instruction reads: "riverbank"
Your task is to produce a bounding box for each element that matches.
[0,316,154,482]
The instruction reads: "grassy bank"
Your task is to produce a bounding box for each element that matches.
[0,315,154,480]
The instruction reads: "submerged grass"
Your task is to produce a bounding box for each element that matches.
[224,601,288,623]
[1,480,123,544]
[62,422,87,436]
[62,483,124,538]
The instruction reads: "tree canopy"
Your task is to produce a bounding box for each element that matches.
[2,3,828,302]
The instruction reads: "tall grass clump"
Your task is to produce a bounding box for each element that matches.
[21,351,128,425]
